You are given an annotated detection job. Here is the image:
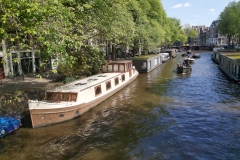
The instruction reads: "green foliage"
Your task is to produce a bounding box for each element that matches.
[63,76,78,84]
[218,1,240,48]
[1,0,186,76]
[58,46,105,77]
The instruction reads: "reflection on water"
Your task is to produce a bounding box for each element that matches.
[1,52,240,160]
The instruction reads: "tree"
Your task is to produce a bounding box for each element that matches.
[217,1,240,49]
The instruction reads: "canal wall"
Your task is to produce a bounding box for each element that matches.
[0,83,62,116]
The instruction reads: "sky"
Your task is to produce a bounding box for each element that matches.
[161,0,236,27]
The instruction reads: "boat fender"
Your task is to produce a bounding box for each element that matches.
[1,130,5,135]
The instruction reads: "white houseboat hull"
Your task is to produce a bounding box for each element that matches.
[29,61,139,128]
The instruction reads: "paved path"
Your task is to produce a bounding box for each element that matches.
[0,73,63,94]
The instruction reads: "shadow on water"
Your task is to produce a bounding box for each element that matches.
[1,52,240,160]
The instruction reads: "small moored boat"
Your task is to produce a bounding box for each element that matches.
[28,60,139,128]
[192,53,201,58]
[160,53,170,63]
[182,52,188,57]
[0,114,24,138]
[187,50,191,54]
[177,63,192,73]
[184,57,195,63]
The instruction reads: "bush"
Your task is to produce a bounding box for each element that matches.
[58,46,105,77]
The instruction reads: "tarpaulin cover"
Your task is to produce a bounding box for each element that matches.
[0,116,20,138]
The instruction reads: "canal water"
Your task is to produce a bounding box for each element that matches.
[1,52,240,160]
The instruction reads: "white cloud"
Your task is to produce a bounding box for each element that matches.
[184,3,191,7]
[171,3,191,9]
[210,9,215,12]
[171,4,183,9]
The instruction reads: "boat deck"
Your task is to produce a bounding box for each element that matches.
[49,73,122,93]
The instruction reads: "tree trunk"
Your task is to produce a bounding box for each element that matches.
[111,44,115,61]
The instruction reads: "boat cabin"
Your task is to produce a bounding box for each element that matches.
[101,61,133,73]
[45,92,78,102]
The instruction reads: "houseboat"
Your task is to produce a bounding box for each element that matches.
[131,53,162,73]
[28,61,139,128]
[218,52,240,81]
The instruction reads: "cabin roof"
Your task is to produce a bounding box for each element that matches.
[48,72,122,93]
[108,60,132,64]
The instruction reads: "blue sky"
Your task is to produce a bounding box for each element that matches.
[161,0,236,27]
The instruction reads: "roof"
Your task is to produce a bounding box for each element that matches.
[48,73,122,93]
[109,60,132,64]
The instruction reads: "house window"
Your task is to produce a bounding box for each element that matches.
[115,77,119,86]
[122,74,125,82]
[95,85,102,97]
[106,81,111,91]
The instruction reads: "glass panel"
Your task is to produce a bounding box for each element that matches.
[106,82,111,90]
[53,93,61,100]
[46,93,53,100]
[108,65,112,72]
[119,65,124,72]
[114,65,118,72]
[71,94,77,101]
[62,94,70,101]
[141,62,147,71]
[102,66,107,72]
[115,78,119,85]
[122,75,125,81]
[95,87,101,95]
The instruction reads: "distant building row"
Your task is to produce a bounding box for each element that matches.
[187,20,227,46]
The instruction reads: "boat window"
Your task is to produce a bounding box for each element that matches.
[122,74,125,82]
[106,81,111,90]
[71,94,77,101]
[53,93,61,100]
[95,85,102,96]
[115,77,119,86]
[60,114,64,117]
[62,94,70,101]
[102,65,107,72]
[41,116,45,119]
[46,93,53,100]
[108,65,112,72]
[114,65,118,72]
[119,64,124,72]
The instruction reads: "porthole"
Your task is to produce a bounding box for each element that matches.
[122,75,125,82]
[115,77,119,86]
[75,111,79,116]
[41,116,45,119]
[60,114,64,117]
[95,85,102,96]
